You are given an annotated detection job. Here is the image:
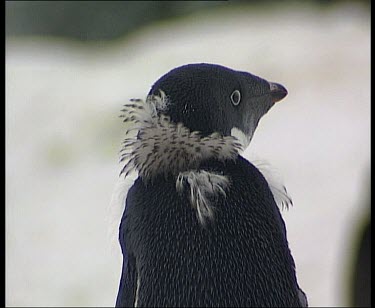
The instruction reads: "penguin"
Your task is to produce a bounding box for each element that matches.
[115,63,307,307]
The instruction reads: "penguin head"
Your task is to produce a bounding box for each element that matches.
[120,63,287,179]
[148,63,287,148]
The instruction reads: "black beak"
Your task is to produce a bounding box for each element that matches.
[269,82,288,103]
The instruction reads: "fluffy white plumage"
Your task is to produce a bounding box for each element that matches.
[119,92,242,180]
[109,91,293,241]
[176,170,230,225]
[252,159,293,210]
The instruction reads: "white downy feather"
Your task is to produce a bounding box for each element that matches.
[176,170,230,225]
[251,158,293,210]
[119,92,242,180]
[110,91,291,238]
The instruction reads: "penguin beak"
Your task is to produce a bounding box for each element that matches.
[269,82,288,103]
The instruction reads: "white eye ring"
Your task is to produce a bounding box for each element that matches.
[231,90,241,106]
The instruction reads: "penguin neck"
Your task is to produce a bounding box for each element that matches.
[119,95,243,181]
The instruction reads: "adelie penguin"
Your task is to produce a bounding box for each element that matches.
[115,63,307,307]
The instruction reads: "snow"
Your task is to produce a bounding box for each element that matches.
[6,3,370,307]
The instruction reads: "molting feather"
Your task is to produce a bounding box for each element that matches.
[119,92,243,180]
[251,159,293,210]
[176,170,230,225]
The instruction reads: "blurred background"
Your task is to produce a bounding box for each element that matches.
[6,1,370,307]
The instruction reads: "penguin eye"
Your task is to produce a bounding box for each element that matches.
[230,90,241,106]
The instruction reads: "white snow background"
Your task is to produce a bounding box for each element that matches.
[6,3,370,307]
